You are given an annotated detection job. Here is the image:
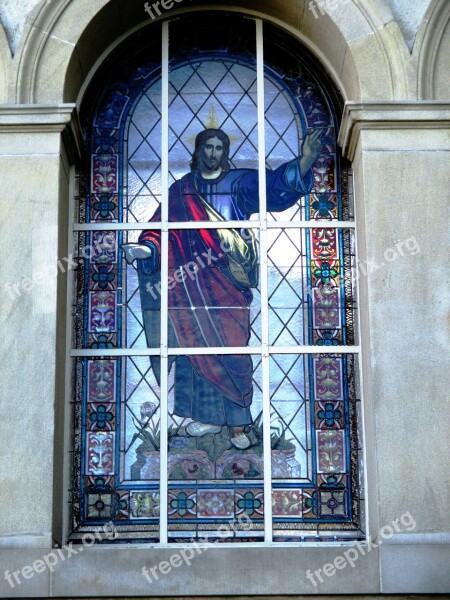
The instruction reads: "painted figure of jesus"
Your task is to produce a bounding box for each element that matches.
[123,127,323,450]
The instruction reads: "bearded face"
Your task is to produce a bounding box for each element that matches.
[199,136,224,173]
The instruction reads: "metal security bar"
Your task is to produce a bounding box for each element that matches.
[256,18,273,543]
[159,20,170,544]
[73,221,356,231]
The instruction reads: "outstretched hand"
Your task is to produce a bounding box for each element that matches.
[302,129,324,162]
[300,129,326,177]
[122,243,152,265]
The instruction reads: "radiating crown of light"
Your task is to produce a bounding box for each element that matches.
[186,105,242,146]
[206,104,220,129]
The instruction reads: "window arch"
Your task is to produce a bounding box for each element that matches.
[71,12,363,544]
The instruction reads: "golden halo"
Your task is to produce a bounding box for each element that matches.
[185,104,243,147]
[205,104,220,129]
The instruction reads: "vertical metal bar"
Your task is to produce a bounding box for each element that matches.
[159,20,170,544]
[256,19,273,544]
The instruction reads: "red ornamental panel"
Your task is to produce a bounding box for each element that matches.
[92,154,118,194]
[272,490,302,516]
[130,491,160,519]
[88,291,117,333]
[86,432,115,475]
[312,285,341,329]
[316,430,346,473]
[313,356,344,401]
[312,228,338,261]
[90,231,118,264]
[88,359,116,403]
[197,490,235,518]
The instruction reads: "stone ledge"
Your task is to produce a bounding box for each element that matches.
[3,541,448,597]
[0,534,53,548]
[0,103,76,126]
[0,103,82,161]
[380,532,450,545]
[339,101,450,159]
[14,596,448,600]
[380,543,450,594]
[0,545,381,597]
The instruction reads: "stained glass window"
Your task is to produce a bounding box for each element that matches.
[71,13,364,544]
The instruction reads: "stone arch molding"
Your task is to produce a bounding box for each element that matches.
[11,0,417,106]
[0,20,11,103]
[415,0,450,99]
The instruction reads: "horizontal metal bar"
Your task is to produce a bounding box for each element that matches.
[73,220,356,232]
[267,221,356,229]
[166,221,261,229]
[71,346,360,357]
[74,223,161,231]
[74,221,261,231]
[268,346,360,354]
[71,349,162,357]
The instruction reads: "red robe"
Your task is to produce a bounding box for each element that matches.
[139,173,253,407]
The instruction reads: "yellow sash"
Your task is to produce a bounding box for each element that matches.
[198,194,259,289]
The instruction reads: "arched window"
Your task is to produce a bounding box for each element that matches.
[71,12,363,544]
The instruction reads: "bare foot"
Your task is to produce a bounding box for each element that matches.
[230,426,251,450]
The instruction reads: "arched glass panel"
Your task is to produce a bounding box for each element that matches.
[71,13,364,544]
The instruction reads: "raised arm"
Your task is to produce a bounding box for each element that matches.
[234,130,324,215]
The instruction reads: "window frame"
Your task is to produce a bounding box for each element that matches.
[67,13,365,546]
